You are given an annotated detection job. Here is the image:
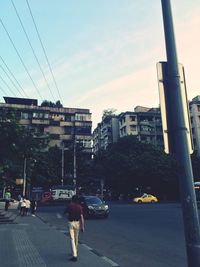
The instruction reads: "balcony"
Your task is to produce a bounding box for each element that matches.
[32,119,50,125]
[60,121,73,127]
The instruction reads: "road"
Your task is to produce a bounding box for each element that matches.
[37,202,189,267]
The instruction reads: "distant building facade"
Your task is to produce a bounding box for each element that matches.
[93,115,119,155]
[189,96,200,156]
[93,106,163,155]
[119,106,163,145]
[0,97,92,153]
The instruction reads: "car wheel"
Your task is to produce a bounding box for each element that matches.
[138,200,142,203]
[151,200,155,203]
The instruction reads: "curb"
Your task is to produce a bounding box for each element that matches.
[36,214,121,267]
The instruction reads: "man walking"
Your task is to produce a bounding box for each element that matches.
[64,195,84,262]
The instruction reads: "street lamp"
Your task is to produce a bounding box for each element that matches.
[61,144,69,186]
[22,157,27,196]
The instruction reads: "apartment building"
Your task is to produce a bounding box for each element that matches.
[93,106,163,155]
[119,106,163,146]
[0,97,92,153]
[189,96,200,156]
[93,115,119,154]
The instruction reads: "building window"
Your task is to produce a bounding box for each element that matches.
[75,114,91,121]
[75,126,91,135]
[21,112,30,119]
[197,105,200,112]
[130,125,137,131]
[33,112,48,119]
[130,116,136,122]
[50,134,60,140]
[50,121,60,126]
[64,126,73,134]
[44,113,49,119]
[65,115,72,121]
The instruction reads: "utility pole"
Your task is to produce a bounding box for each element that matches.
[160,1,200,266]
[61,144,64,186]
[73,136,77,193]
[23,157,27,196]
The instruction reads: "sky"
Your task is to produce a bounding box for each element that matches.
[0,0,200,129]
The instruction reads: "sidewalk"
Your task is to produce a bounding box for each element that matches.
[0,209,119,267]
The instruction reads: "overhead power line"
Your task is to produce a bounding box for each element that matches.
[0,84,8,96]
[0,73,17,96]
[26,0,63,103]
[11,0,56,101]
[0,55,28,97]
[0,63,24,97]
[0,17,43,100]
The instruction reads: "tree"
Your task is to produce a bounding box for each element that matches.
[102,108,117,118]
[41,100,63,108]
[0,109,49,188]
[94,136,179,200]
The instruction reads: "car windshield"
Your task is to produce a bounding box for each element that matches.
[85,197,102,205]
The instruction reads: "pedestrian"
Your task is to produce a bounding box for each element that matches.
[24,197,31,215]
[19,196,26,216]
[31,199,37,217]
[4,190,11,211]
[64,195,85,262]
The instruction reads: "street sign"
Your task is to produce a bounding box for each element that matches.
[31,187,43,193]
[157,61,193,154]
[16,179,23,185]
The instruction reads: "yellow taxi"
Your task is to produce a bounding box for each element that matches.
[133,193,158,203]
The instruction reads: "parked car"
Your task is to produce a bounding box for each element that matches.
[78,196,109,218]
[133,193,158,203]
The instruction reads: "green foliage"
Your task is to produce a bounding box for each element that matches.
[41,100,63,108]
[0,109,49,186]
[94,136,179,200]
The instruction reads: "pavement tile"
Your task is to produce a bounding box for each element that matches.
[0,209,118,267]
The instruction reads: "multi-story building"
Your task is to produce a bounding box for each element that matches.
[119,106,163,146]
[93,106,163,155]
[189,96,200,156]
[0,97,92,153]
[93,115,119,154]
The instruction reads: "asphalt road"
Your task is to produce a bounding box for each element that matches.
[36,202,191,267]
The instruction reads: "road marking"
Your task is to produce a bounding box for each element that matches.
[101,256,120,267]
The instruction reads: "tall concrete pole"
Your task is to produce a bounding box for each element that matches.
[161,1,200,266]
[23,157,27,196]
[61,144,64,186]
[73,137,77,193]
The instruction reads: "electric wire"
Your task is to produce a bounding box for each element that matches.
[0,84,8,96]
[11,0,56,101]
[0,17,43,100]
[0,55,28,97]
[0,63,24,97]
[0,73,17,96]
[26,0,63,103]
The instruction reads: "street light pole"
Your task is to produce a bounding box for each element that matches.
[61,144,64,186]
[23,157,27,196]
[73,136,77,193]
[160,1,200,266]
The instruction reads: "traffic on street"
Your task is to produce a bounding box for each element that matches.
[36,202,191,267]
